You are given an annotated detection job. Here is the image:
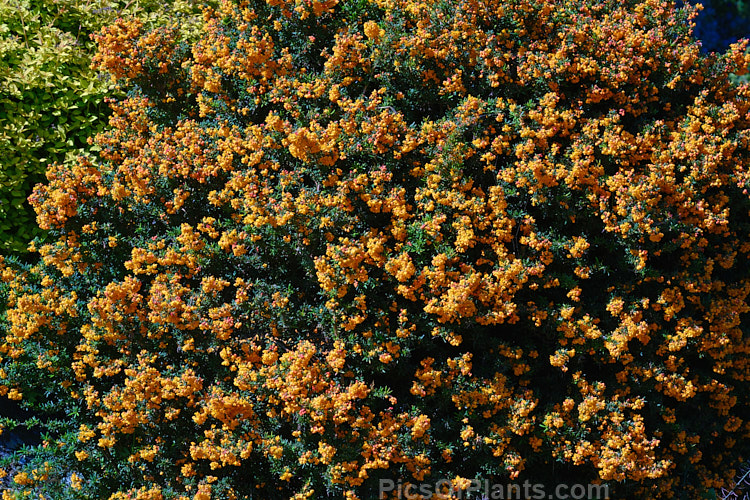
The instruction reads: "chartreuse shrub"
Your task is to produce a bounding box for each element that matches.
[2,0,750,498]
[0,0,204,255]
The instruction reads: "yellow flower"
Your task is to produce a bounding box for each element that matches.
[71,472,83,490]
[269,445,283,459]
[411,414,431,440]
[13,471,32,486]
[363,21,384,42]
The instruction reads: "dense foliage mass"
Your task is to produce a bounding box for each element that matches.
[682,0,750,53]
[0,0,203,254]
[2,0,750,498]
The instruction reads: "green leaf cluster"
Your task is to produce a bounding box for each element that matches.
[0,0,205,254]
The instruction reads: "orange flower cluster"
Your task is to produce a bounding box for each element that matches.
[3,0,750,498]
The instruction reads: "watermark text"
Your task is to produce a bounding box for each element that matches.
[379,478,609,499]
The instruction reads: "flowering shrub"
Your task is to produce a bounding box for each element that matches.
[2,0,750,498]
